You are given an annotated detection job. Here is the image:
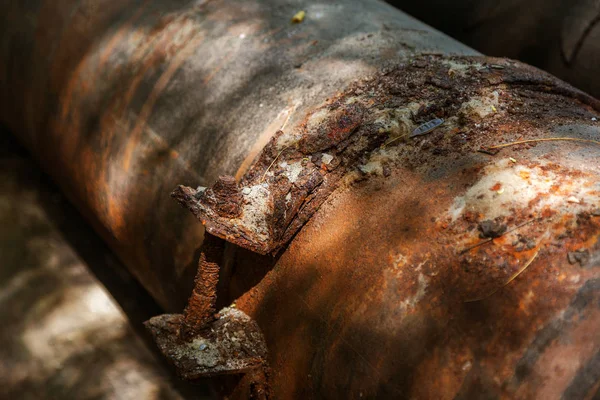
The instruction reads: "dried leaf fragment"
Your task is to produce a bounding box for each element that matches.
[291,10,305,23]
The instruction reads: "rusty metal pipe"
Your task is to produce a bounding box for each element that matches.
[387,0,600,99]
[0,0,475,312]
[2,0,600,398]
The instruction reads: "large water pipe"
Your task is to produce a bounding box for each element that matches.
[1,1,600,398]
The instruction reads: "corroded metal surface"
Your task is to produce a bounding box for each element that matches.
[174,56,600,398]
[2,0,600,399]
[173,55,600,256]
[0,0,476,312]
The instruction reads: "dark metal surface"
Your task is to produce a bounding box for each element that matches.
[388,0,600,99]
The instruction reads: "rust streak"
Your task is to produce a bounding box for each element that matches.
[60,0,151,123]
[122,34,204,171]
[98,0,151,67]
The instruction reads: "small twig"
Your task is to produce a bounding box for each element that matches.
[261,145,289,182]
[486,137,600,151]
[460,237,493,255]
[258,103,297,183]
[460,219,537,254]
[279,103,297,132]
[503,250,539,287]
[465,250,539,303]
[383,135,404,148]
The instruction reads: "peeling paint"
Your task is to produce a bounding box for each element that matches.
[448,158,600,222]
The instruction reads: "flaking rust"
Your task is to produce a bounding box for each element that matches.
[172,55,600,255]
[146,308,269,398]
[145,235,270,397]
[156,54,600,397]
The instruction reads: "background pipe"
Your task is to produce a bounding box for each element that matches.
[387,0,600,99]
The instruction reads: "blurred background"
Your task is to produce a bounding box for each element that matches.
[0,126,212,399]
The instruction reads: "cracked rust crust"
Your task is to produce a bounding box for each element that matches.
[172,55,600,255]
[145,307,268,381]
